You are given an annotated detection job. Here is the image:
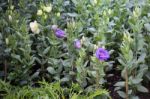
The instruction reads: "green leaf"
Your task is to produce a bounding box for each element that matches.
[60,77,69,82]
[71,93,78,99]
[128,90,132,95]
[130,96,139,99]
[118,59,126,67]
[114,87,121,91]
[35,57,42,64]
[47,67,56,74]
[121,69,126,79]
[71,0,77,5]
[43,47,50,55]
[114,81,125,87]
[89,89,109,98]
[31,71,39,79]
[137,53,146,63]
[117,91,126,98]
[29,57,36,66]
[144,23,150,32]
[137,85,148,93]
[67,13,78,17]
[11,54,22,63]
[87,27,96,32]
[145,72,150,80]
[131,78,142,84]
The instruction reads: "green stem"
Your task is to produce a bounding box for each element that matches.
[96,69,100,89]
[125,68,129,99]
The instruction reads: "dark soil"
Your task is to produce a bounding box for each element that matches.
[105,67,122,99]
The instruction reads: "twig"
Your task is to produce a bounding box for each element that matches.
[125,68,129,99]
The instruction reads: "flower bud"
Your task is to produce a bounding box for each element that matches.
[5,38,9,45]
[8,15,12,22]
[74,39,81,49]
[51,25,58,31]
[133,7,141,18]
[29,21,40,34]
[103,11,107,16]
[81,36,86,44]
[37,10,43,16]
[54,28,66,38]
[10,5,14,10]
[108,9,112,15]
[43,4,52,13]
[56,12,60,17]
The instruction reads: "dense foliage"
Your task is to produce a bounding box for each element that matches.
[0,80,110,99]
[0,0,150,99]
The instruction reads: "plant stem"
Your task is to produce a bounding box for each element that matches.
[41,64,44,74]
[125,68,129,99]
[4,60,7,81]
[96,69,100,89]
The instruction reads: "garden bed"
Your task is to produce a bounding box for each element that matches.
[0,0,150,99]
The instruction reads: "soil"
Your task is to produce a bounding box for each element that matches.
[105,67,122,99]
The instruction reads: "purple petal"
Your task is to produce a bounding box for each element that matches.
[74,40,81,49]
[95,48,110,61]
[55,29,65,38]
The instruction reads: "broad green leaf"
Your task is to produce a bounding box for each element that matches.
[31,71,39,79]
[114,81,125,87]
[130,96,139,99]
[131,78,142,84]
[117,91,126,98]
[144,23,150,32]
[118,59,126,67]
[47,67,56,74]
[137,53,146,63]
[11,54,22,63]
[137,85,148,93]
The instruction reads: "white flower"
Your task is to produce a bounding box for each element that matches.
[8,15,12,22]
[43,4,52,13]
[51,25,58,30]
[29,21,40,34]
[37,10,43,16]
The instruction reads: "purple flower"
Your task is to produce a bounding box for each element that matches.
[54,28,66,38]
[95,48,110,61]
[74,39,81,49]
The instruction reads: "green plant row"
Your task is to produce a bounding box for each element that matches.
[0,80,111,99]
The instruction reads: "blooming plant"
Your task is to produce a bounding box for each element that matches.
[29,21,40,34]
[95,48,110,61]
[74,39,81,49]
[54,28,66,38]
